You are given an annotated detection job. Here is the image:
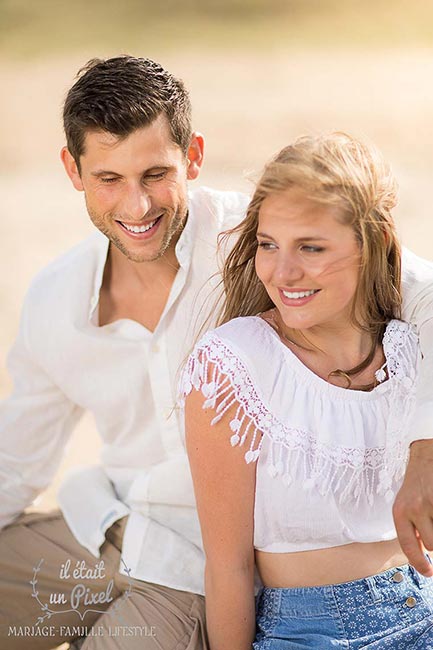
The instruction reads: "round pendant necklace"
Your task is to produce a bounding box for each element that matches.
[266,308,388,388]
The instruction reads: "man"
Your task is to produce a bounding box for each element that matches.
[0,55,433,649]
[0,56,247,650]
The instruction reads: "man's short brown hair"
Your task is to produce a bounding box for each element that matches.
[63,56,192,171]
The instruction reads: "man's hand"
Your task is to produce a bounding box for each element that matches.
[393,439,433,577]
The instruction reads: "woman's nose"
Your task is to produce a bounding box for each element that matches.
[273,254,304,284]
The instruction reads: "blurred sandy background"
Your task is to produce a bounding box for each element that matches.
[1,0,433,513]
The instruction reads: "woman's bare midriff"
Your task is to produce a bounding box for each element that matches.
[255,539,409,588]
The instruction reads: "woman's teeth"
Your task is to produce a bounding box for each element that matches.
[121,218,158,233]
[282,289,318,299]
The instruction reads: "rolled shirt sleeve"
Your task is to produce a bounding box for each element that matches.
[401,247,433,443]
[57,465,130,557]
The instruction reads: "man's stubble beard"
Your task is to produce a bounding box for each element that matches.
[86,198,188,264]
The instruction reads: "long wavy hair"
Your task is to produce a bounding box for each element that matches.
[217,132,402,384]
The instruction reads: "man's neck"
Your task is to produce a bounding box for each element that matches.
[98,243,180,331]
[107,242,180,291]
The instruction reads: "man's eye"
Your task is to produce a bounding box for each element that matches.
[100,177,118,184]
[145,172,166,181]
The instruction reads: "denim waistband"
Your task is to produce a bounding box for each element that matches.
[257,564,432,618]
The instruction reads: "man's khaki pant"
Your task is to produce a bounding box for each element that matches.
[0,511,208,650]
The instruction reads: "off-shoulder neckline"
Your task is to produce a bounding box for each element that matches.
[241,315,395,400]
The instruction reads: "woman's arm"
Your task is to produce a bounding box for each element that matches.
[185,386,257,650]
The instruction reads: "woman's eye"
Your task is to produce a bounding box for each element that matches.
[300,245,324,253]
[257,241,276,250]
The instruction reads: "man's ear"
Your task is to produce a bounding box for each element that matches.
[60,147,84,191]
[186,132,204,181]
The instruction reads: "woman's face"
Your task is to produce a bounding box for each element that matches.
[255,187,362,333]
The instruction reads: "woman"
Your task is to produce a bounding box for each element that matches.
[180,133,433,649]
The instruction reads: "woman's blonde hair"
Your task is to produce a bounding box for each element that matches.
[218,132,401,337]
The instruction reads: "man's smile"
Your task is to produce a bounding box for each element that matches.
[116,215,163,239]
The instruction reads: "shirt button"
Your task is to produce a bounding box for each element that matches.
[392,571,404,583]
[152,344,160,353]
[405,597,417,608]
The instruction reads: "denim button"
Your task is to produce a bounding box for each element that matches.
[405,597,417,608]
[392,571,404,583]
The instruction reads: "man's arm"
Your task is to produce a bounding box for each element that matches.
[393,248,433,575]
[0,297,83,529]
[185,385,257,650]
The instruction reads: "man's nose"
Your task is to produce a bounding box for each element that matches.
[123,184,151,221]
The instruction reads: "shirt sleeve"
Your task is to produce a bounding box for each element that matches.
[58,465,130,557]
[401,247,433,443]
[179,330,262,464]
[0,295,83,529]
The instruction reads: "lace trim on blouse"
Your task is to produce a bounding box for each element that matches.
[180,319,419,506]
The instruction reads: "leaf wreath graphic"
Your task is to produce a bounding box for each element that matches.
[30,560,54,625]
[31,557,134,625]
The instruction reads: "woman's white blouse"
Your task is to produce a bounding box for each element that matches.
[180,316,420,553]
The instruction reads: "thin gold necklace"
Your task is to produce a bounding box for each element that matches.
[268,308,387,389]
[268,308,309,350]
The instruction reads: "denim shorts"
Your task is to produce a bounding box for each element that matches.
[254,564,433,649]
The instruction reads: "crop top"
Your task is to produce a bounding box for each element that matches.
[179,316,420,553]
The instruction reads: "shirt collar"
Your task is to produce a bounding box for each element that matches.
[174,196,197,270]
[88,231,110,322]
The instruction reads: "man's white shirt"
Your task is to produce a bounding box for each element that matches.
[1,186,433,595]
